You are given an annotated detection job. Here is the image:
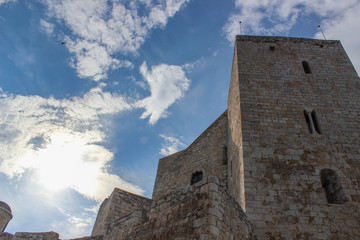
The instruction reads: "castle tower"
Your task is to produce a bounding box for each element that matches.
[228,36,360,239]
[0,201,12,233]
[89,35,360,239]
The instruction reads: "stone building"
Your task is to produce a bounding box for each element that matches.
[1,35,360,239]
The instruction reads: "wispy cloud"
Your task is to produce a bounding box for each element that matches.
[0,57,191,201]
[138,61,190,125]
[39,19,54,36]
[223,0,360,73]
[159,134,186,156]
[0,85,143,202]
[0,0,16,6]
[314,3,360,74]
[43,0,190,80]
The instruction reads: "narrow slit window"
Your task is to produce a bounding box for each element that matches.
[191,171,203,185]
[304,110,314,134]
[302,61,312,74]
[311,110,322,134]
[320,169,346,204]
[304,109,322,134]
[222,146,228,165]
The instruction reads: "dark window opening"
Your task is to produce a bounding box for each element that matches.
[304,109,321,134]
[311,110,322,134]
[304,110,314,134]
[191,171,203,185]
[222,147,228,165]
[320,169,346,204]
[302,61,312,74]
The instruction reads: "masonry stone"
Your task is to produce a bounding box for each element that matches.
[1,35,360,239]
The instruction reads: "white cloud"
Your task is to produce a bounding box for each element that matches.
[181,57,205,72]
[138,61,190,124]
[223,0,359,41]
[223,0,360,73]
[40,19,54,35]
[0,85,143,202]
[159,134,186,156]
[314,4,360,74]
[44,0,190,80]
[0,0,16,6]
[49,208,95,239]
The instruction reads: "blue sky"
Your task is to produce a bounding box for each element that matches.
[0,0,359,238]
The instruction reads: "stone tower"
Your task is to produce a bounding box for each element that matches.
[227,35,360,239]
[0,201,12,233]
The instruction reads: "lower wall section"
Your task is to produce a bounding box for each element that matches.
[96,176,255,240]
[0,231,59,240]
[91,188,152,236]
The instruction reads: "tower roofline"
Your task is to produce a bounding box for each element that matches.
[235,35,340,45]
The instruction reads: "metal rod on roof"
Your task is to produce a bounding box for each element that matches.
[239,21,243,35]
[318,25,327,40]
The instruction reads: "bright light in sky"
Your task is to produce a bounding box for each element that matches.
[0,0,359,238]
[31,132,98,192]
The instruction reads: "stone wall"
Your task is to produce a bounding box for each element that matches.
[0,202,12,233]
[227,41,246,210]
[233,36,360,239]
[0,232,60,240]
[152,112,228,200]
[91,188,152,236]
[102,176,255,240]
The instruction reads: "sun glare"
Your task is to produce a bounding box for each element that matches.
[27,132,105,195]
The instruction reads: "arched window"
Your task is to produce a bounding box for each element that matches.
[320,169,346,204]
[191,171,203,185]
[302,61,312,74]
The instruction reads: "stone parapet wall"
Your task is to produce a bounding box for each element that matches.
[152,111,228,200]
[91,188,152,236]
[4,232,60,240]
[0,232,14,240]
[101,176,255,240]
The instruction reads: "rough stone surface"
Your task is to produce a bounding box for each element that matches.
[234,36,360,239]
[101,176,254,240]
[152,111,228,200]
[13,232,59,240]
[0,202,12,233]
[91,188,152,236]
[2,36,360,240]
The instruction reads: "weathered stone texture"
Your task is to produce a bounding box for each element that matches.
[227,40,246,210]
[0,202,12,233]
[13,232,59,240]
[101,176,255,240]
[152,111,228,200]
[0,233,14,240]
[234,36,360,239]
[91,188,152,236]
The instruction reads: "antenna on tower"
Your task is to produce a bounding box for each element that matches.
[239,21,243,35]
[318,25,327,40]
